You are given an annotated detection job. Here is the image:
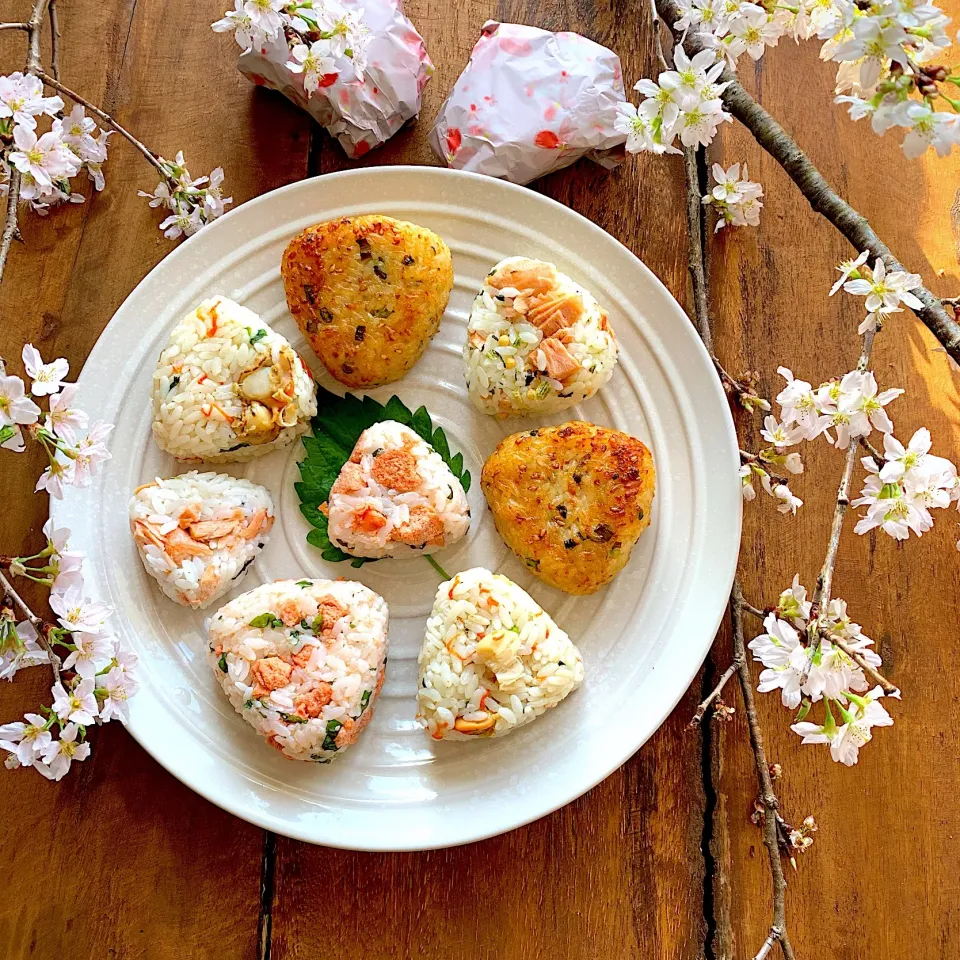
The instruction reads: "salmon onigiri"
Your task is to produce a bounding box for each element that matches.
[208,578,389,762]
[130,471,274,609]
[151,296,317,463]
[463,257,618,417]
[416,568,584,740]
[322,420,470,559]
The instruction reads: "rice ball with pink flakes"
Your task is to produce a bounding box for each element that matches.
[208,578,389,762]
[322,420,470,559]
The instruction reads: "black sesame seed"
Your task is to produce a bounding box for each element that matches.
[355,325,366,342]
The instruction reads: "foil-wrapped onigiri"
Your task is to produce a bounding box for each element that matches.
[130,471,274,609]
[416,568,584,740]
[322,420,470,559]
[208,578,389,762]
[463,257,618,417]
[151,296,317,462]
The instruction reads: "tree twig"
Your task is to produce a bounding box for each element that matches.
[654,0,960,366]
[0,568,62,687]
[858,436,882,461]
[37,72,166,177]
[743,601,767,621]
[732,582,797,960]
[0,22,30,31]
[48,0,60,80]
[651,5,798,949]
[809,331,875,621]
[691,655,742,726]
[830,634,898,695]
[0,0,53,291]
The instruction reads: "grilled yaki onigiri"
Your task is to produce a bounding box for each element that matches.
[464,257,618,417]
[130,471,274,609]
[151,296,317,462]
[322,420,470,559]
[282,215,454,388]
[481,421,655,595]
[209,578,389,762]
[417,568,584,740]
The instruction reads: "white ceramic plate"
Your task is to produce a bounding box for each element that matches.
[54,167,740,850]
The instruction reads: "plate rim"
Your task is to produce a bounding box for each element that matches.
[55,165,741,850]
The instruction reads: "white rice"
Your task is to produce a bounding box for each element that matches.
[152,296,317,462]
[416,567,584,740]
[325,420,470,559]
[130,471,275,609]
[208,578,389,762]
[463,257,618,417]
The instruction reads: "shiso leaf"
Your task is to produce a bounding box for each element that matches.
[296,386,472,565]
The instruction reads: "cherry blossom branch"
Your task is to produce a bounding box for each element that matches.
[809,332,875,620]
[48,0,60,80]
[36,73,167,178]
[0,567,62,685]
[830,635,898,695]
[740,448,789,484]
[0,0,52,290]
[742,601,767,621]
[858,436,882,461]
[732,581,797,960]
[690,653,741,726]
[654,0,960,366]
[650,7,800,947]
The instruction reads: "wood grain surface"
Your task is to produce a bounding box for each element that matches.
[0,0,956,957]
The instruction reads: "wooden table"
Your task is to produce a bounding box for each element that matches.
[2,1,958,956]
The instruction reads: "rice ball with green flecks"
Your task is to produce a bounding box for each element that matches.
[152,296,317,463]
[464,257,618,417]
[208,578,388,762]
[416,568,584,740]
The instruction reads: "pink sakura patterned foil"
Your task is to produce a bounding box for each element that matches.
[429,21,628,185]
[237,0,433,159]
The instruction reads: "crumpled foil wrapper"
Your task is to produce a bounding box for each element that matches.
[237,0,433,159]
[429,21,627,185]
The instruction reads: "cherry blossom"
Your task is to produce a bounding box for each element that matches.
[0,72,63,130]
[51,679,99,726]
[622,46,732,155]
[0,714,52,768]
[37,723,91,780]
[50,585,112,636]
[791,687,894,765]
[773,483,803,514]
[829,250,870,296]
[139,153,232,239]
[726,4,785,61]
[854,429,958,538]
[71,420,113,486]
[45,383,88,444]
[21,344,69,397]
[98,666,139,723]
[35,455,76,500]
[62,634,114,681]
[0,374,41,430]
[0,619,49,681]
[288,41,338,95]
[702,162,764,230]
[8,124,79,189]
